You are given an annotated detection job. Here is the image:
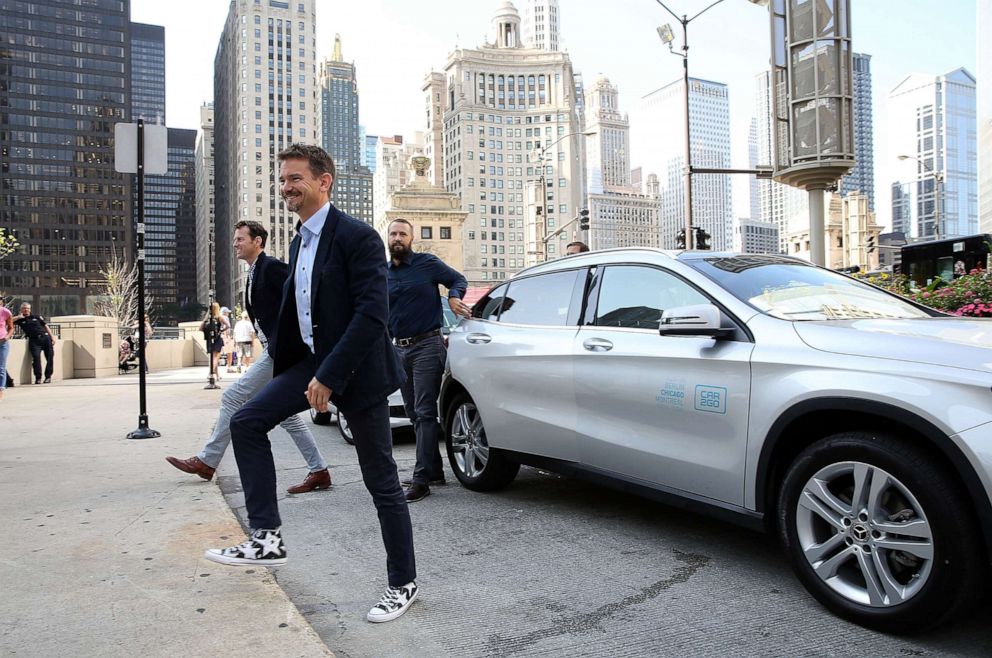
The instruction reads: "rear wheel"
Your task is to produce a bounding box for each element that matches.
[778,431,984,633]
[309,408,332,426]
[337,413,355,445]
[444,393,519,491]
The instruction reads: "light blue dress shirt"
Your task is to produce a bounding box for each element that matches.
[294,202,330,353]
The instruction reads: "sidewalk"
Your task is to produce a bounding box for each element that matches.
[0,367,331,658]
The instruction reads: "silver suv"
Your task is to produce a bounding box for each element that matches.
[440,249,992,633]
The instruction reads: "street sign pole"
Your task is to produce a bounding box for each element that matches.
[127,119,161,440]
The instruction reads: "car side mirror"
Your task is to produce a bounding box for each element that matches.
[659,303,734,340]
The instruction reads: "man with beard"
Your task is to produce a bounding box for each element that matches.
[385,219,470,503]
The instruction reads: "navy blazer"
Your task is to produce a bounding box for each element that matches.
[244,251,287,342]
[270,204,405,415]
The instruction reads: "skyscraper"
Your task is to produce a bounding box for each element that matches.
[129,20,198,317]
[195,103,216,306]
[213,0,320,306]
[432,1,584,284]
[372,134,425,232]
[422,71,446,188]
[364,134,378,173]
[632,77,733,251]
[130,22,166,125]
[754,70,807,253]
[583,76,661,250]
[320,34,372,223]
[519,0,560,51]
[839,53,875,211]
[0,1,132,315]
[889,68,978,239]
[979,0,992,233]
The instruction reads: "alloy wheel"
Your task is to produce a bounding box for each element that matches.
[795,461,934,608]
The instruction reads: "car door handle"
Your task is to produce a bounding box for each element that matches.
[583,337,613,352]
[466,333,492,345]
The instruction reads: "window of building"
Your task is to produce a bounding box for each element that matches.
[421,227,433,240]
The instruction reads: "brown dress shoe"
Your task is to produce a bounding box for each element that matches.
[165,455,216,481]
[287,468,331,494]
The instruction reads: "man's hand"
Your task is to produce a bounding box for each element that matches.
[305,377,332,412]
[449,297,472,318]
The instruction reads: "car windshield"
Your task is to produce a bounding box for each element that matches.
[686,255,934,321]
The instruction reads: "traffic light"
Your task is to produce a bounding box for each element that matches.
[694,227,711,250]
[676,229,686,249]
[866,235,876,253]
[578,208,590,231]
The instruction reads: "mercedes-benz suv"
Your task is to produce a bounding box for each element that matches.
[439,249,992,633]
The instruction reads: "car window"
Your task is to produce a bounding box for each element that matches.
[472,284,508,320]
[440,297,457,328]
[499,270,580,326]
[595,265,709,329]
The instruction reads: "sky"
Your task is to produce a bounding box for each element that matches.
[131,0,979,230]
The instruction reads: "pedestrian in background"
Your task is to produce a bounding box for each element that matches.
[0,304,13,400]
[386,218,471,503]
[565,241,590,255]
[14,303,56,384]
[201,303,228,380]
[233,311,255,373]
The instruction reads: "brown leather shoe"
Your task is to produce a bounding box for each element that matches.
[165,455,215,481]
[287,468,331,494]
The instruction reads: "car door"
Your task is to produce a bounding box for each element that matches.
[573,264,754,506]
[451,269,585,461]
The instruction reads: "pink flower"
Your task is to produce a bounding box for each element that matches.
[922,292,931,298]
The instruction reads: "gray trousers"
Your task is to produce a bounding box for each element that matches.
[398,334,446,485]
[199,347,327,472]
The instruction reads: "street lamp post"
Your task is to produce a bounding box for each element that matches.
[656,0,767,250]
[533,130,596,262]
[898,154,944,240]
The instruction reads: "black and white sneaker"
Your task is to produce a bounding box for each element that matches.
[204,528,287,566]
[366,581,418,623]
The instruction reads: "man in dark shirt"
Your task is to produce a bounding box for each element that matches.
[14,303,57,384]
[387,219,471,503]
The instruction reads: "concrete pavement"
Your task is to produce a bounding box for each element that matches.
[0,367,331,658]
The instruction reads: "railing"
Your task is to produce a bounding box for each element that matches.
[11,323,61,340]
[118,326,188,341]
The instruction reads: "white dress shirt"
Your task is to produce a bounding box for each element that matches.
[294,202,330,352]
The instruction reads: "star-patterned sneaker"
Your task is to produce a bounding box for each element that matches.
[203,528,287,566]
[366,581,418,623]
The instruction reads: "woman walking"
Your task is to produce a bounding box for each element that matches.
[201,303,229,380]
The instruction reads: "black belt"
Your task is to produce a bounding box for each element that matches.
[393,328,440,348]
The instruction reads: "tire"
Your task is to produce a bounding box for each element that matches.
[337,412,355,445]
[777,431,984,633]
[309,408,332,426]
[444,393,519,491]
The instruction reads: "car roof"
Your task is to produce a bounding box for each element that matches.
[511,247,738,279]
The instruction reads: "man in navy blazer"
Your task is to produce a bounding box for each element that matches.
[166,221,329,493]
[205,144,418,624]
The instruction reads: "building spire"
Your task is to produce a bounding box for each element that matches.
[332,33,343,61]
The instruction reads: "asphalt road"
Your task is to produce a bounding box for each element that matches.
[218,418,992,658]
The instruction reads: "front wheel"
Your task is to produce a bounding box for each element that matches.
[444,393,519,491]
[778,431,984,633]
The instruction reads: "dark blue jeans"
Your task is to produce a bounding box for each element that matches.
[28,338,53,381]
[397,334,446,485]
[229,357,416,587]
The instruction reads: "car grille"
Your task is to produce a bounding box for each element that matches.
[389,404,407,418]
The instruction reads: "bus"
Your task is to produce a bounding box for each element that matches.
[899,234,991,287]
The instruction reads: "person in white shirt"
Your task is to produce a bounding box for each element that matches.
[232,311,255,372]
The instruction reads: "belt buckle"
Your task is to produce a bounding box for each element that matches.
[396,337,412,347]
